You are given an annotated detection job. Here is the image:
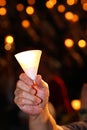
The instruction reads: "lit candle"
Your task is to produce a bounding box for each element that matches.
[14,50,42,80]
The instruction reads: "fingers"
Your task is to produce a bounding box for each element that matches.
[16,80,36,95]
[14,88,41,106]
[19,73,34,86]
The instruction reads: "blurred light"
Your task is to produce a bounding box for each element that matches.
[65,11,79,22]
[64,38,74,48]
[71,99,81,111]
[5,35,14,44]
[45,1,54,9]
[26,6,34,15]
[27,0,35,5]
[65,11,74,20]
[16,3,24,12]
[57,4,66,13]
[82,3,87,11]
[67,0,78,6]
[81,0,87,4]
[4,44,12,51]
[0,7,7,16]
[21,19,30,28]
[78,39,86,48]
[50,0,57,5]
[0,0,6,6]
[72,14,79,22]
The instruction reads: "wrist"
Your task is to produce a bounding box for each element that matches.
[29,104,49,121]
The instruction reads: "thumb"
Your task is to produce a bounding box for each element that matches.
[35,75,48,89]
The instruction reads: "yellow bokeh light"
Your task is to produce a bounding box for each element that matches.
[78,39,86,48]
[71,99,81,111]
[0,0,6,6]
[64,38,74,48]
[26,6,34,15]
[21,20,30,28]
[0,7,7,16]
[16,3,24,12]
[57,4,66,13]
[5,35,14,44]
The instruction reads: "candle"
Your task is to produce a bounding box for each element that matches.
[14,50,42,80]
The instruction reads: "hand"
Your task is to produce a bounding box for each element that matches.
[14,73,49,115]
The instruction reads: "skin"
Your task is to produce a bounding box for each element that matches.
[14,73,63,130]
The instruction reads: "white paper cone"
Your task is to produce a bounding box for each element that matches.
[14,50,42,80]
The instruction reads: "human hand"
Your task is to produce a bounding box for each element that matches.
[14,73,49,115]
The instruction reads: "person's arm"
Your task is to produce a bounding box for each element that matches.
[29,104,63,130]
[14,73,64,130]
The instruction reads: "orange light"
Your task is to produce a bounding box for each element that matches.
[27,0,35,5]
[4,44,12,51]
[0,0,6,6]
[71,99,81,111]
[26,6,34,15]
[82,3,87,11]
[0,7,7,16]
[64,38,74,48]
[16,3,24,12]
[57,4,66,13]
[65,11,74,20]
[78,39,86,48]
[45,1,54,9]
[67,0,78,6]
[72,14,79,22]
[21,20,30,28]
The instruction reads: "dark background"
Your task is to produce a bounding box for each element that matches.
[0,0,87,129]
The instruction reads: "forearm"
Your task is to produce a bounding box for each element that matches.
[29,105,63,130]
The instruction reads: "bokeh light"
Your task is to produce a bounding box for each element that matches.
[5,35,14,44]
[0,0,6,6]
[26,6,35,15]
[0,7,7,16]
[57,4,66,13]
[21,19,30,28]
[78,39,86,48]
[64,38,74,48]
[16,3,24,12]
[71,99,81,111]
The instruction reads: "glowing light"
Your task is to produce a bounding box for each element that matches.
[64,38,74,48]
[14,50,42,80]
[5,35,14,44]
[0,7,7,16]
[72,14,79,22]
[16,3,24,12]
[78,39,86,48]
[21,20,30,28]
[4,44,12,51]
[0,0,6,6]
[27,0,35,5]
[65,11,74,20]
[45,1,54,9]
[82,3,87,11]
[57,4,66,13]
[26,6,34,15]
[71,99,81,111]
[67,0,78,6]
